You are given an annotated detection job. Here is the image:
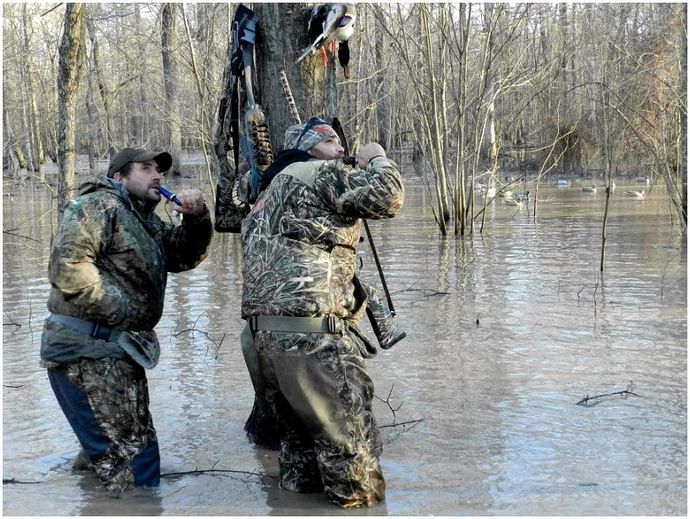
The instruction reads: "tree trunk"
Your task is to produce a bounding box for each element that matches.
[57,3,85,211]
[677,5,687,228]
[420,4,448,231]
[254,3,327,150]
[85,5,115,159]
[162,3,182,174]
[375,12,390,149]
[134,4,147,143]
[22,4,45,173]
[454,3,470,236]
[85,68,98,172]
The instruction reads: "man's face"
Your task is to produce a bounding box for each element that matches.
[309,136,345,160]
[114,160,162,204]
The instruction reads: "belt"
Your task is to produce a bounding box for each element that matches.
[48,314,122,342]
[248,315,344,335]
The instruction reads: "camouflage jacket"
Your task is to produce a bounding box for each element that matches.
[241,156,404,320]
[42,177,212,362]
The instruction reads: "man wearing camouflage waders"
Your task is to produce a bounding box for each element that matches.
[241,118,404,508]
[41,148,213,492]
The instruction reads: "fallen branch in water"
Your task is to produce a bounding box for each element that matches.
[3,321,21,329]
[3,478,42,485]
[162,469,273,479]
[379,418,424,429]
[375,384,425,431]
[576,382,639,407]
[375,384,403,423]
[162,459,275,480]
[173,313,225,359]
[400,288,450,297]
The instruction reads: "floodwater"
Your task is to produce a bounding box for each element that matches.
[3,173,687,515]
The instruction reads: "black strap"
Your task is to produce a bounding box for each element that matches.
[49,314,122,342]
[229,6,259,198]
[247,315,344,335]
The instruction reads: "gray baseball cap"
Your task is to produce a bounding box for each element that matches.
[107,147,172,177]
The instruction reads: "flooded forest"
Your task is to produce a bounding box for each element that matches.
[2,3,686,232]
[3,3,687,516]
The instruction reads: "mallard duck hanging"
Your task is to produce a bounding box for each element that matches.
[296,3,356,78]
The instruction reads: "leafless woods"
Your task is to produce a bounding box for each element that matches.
[2,3,686,232]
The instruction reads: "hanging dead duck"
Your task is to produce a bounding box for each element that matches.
[296,3,356,78]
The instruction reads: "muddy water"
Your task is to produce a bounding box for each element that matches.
[3,176,686,515]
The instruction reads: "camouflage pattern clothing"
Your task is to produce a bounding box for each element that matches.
[43,177,212,336]
[47,357,160,491]
[241,156,404,508]
[41,177,213,491]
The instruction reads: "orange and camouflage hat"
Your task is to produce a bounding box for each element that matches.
[283,118,340,152]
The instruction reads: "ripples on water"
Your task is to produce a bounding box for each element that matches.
[3,179,686,515]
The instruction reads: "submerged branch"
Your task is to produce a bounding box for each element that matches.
[400,288,450,297]
[576,382,639,406]
[3,478,42,485]
[375,384,425,432]
[379,418,425,429]
[173,313,225,357]
[162,468,275,480]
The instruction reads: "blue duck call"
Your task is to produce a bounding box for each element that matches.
[159,187,181,205]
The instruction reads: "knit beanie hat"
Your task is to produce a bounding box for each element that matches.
[283,118,339,152]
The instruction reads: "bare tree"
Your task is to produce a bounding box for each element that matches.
[21,4,45,173]
[57,3,85,209]
[161,3,182,174]
[1,2,684,236]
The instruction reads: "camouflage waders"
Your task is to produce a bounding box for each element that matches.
[241,150,404,508]
[47,357,160,491]
[254,328,385,508]
[240,324,280,449]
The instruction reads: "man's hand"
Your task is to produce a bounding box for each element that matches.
[356,143,387,170]
[173,189,206,215]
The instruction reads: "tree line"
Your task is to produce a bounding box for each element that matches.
[2,3,686,234]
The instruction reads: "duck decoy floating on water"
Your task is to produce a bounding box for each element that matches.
[503,196,523,207]
[625,190,646,199]
[297,3,356,78]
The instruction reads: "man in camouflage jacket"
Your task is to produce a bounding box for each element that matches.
[241,119,404,508]
[41,147,212,492]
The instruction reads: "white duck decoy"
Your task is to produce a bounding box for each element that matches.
[297,4,357,78]
[503,196,523,207]
[625,190,646,199]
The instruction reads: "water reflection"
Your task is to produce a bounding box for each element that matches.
[3,178,686,515]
